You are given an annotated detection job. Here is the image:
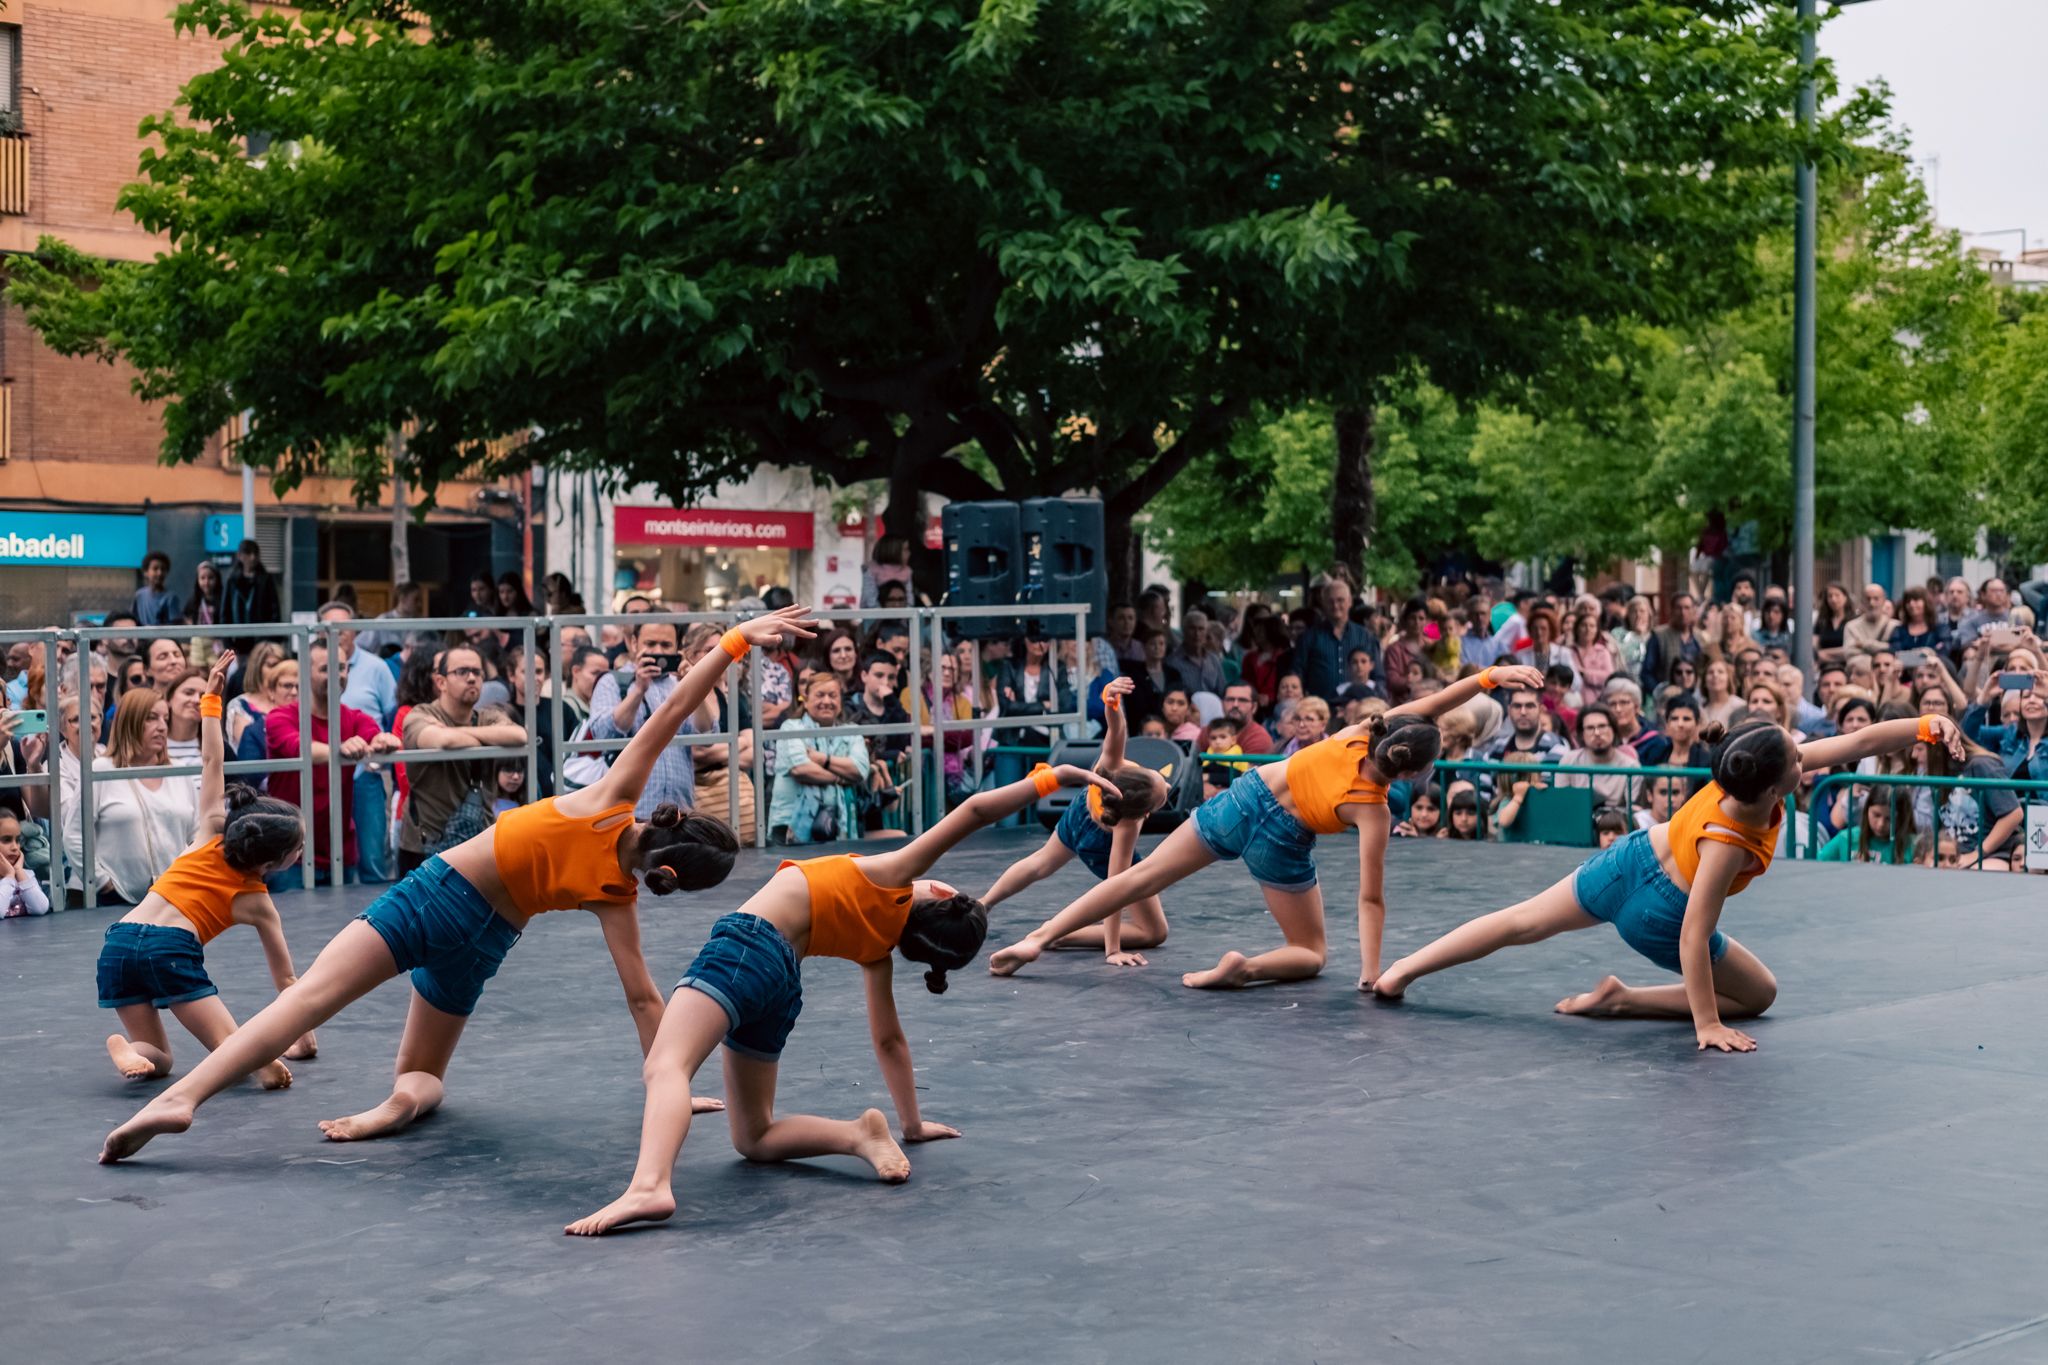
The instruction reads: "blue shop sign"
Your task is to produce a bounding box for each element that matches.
[0,511,150,568]
[204,514,245,554]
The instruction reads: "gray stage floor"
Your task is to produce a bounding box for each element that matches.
[4,832,2046,1364]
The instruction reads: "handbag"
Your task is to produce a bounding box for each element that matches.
[425,786,493,856]
[560,716,610,790]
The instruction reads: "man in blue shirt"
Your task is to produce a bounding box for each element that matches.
[1295,575,1377,705]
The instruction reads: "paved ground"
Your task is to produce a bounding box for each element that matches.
[4,832,2045,1364]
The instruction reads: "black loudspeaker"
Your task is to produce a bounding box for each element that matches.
[942,501,1022,639]
[1020,497,1108,638]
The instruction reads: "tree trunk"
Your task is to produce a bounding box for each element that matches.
[388,434,412,589]
[882,455,936,604]
[1102,492,1146,606]
[1332,405,1376,591]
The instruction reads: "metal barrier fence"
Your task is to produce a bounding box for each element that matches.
[0,604,1093,902]
[1797,770,2048,865]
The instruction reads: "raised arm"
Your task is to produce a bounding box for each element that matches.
[592,606,816,808]
[864,764,1117,885]
[1797,714,1962,775]
[197,651,236,834]
[1386,663,1543,725]
[1098,675,1133,770]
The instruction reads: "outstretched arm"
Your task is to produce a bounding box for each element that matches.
[594,904,666,1057]
[863,958,957,1143]
[197,650,236,834]
[1354,808,1390,988]
[1386,664,1543,725]
[979,836,1071,909]
[247,898,318,1057]
[1797,714,1962,775]
[864,764,1117,885]
[591,605,816,808]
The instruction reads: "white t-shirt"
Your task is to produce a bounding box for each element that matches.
[92,772,197,903]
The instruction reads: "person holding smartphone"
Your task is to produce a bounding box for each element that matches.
[1965,665,2048,785]
[588,616,716,819]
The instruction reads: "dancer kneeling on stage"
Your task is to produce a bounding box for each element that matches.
[99,607,815,1164]
[976,676,1171,965]
[1372,713,1965,1052]
[989,665,1546,990]
[565,760,1117,1236]
[97,650,315,1090]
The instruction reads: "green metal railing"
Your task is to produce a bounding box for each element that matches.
[1797,770,2048,865]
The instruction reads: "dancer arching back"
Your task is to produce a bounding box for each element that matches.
[987,665,1547,990]
[565,759,1118,1236]
[99,607,816,1164]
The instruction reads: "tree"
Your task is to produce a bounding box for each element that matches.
[14,0,1817,601]
[1983,304,2048,567]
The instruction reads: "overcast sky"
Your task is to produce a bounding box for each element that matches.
[1823,0,2047,254]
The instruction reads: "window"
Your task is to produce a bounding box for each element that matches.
[0,27,20,134]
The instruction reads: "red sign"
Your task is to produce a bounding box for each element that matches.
[615,506,815,549]
[924,514,944,550]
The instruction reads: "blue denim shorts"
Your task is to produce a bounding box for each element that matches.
[1192,769,1319,891]
[1573,828,1727,974]
[677,913,804,1062]
[1054,795,1145,881]
[96,922,219,1009]
[358,856,521,1017]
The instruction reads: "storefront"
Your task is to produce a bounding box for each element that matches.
[611,506,820,611]
[0,510,149,626]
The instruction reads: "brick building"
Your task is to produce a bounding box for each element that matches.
[0,0,519,626]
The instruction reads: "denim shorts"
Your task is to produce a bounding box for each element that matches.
[1054,796,1145,881]
[96,922,219,1009]
[1191,769,1319,891]
[677,913,804,1062]
[358,855,521,1017]
[1573,828,1728,974]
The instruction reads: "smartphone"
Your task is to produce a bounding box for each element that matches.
[1998,673,2034,693]
[11,710,48,736]
[648,652,683,675]
[1895,649,1929,670]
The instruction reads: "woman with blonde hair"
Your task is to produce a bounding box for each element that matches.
[94,688,199,903]
[1742,678,1802,743]
[1706,604,1757,667]
[1698,659,1747,731]
[223,643,288,753]
[1608,596,1656,683]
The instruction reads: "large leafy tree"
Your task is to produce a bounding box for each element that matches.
[15,0,1813,597]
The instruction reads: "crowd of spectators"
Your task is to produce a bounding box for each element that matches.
[2,547,2043,915]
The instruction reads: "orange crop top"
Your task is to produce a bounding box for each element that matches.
[493,798,639,914]
[782,854,914,964]
[1284,735,1389,836]
[1668,782,1780,897]
[148,839,268,945]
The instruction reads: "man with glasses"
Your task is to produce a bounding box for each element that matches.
[1219,682,1275,755]
[398,645,526,875]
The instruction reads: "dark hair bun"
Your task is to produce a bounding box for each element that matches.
[648,803,682,829]
[220,794,304,872]
[924,968,949,995]
[1699,720,1730,746]
[638,812,740,895]
[899,893,990,992]
[223,783,261,813]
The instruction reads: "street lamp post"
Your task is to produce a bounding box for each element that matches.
[1791,0,1818,682]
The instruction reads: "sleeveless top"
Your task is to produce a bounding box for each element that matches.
[493,798,639,914]
[1668,781,1780,897]
[782,854,914,964]
[148,839,269,945]
[1284,735,1389,835]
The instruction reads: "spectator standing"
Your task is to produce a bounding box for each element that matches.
[1105,602,1144,667]
[1608,595,1655,683]
[266,637,400,888]
[495,572,533,617]
[1843,583,1896,657]
[1126,626,1190,722]
[1697,659,1747,731]
[1219,682,1275,754]
[358,580,424,657]
[132,551,184,626]
[1381,598,1436,707]
[1512,606,1579,697]
[227,648,296,770]
[323,601,398,882]
[1169,611,1227,698]
[162,668,209,781]
[996,632,1076,752]
[93,689,198,903]
[397,645,526,873]
[219,540,281,627]
[1966,666,2048,784]
[768,673,868,844]
[1937,576,1973,632]
[1641,594,1705,690]
[1953,578,2014,654]
[1569,612,1616,698]
[1554,705,1642,811]
[465,573,498,617]
[1238,615,1292,709]
[145,638,190,696]
[1706,602,1759,669]
[563,644,607,728]
[1478,688,1567,763]
[1340,646,1388,703]
[1752,596,1793,656]
[1889,587,1950,656]
[1295,574,1375,705]
[186,560,223,631]
[588,617,711,819]
[1813,582,1853,664]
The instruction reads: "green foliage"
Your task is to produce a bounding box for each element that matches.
[1983,310,2048,564]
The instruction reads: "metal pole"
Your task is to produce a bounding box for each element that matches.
[549,625,566,796]
[907,608,925,837]
[78,640,96,910]
[325,623,344,892]
[1790,0,1818,683]
[43,635,64,906]
[297,626,317,892]
[522,621,539,803]
[724,623,742,835]
[928,612,949,822]
[749,646,767,849]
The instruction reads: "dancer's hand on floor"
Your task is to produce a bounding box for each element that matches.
[1696,1023,1756,1053]
[691,1096,726,1113]
[903,1120,960,1142]
[1104,951,1148,968]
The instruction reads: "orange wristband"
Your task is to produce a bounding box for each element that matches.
[720,628,749,662]
[1916,716,1938,745]
[1478,667,1498,691]
[199,695,224,719]
[1030,764,1060,798]
[1104,694,1121,713]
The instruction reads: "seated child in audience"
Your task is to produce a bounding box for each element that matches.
[0,811,51,918]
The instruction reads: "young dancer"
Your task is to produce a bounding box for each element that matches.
[95,651,314,1089]
[564,759,1118,1236]
[1372,713,1966,1051]
[977,676,1171,966]
[989,664,1547,990]
[99,607,813,1164]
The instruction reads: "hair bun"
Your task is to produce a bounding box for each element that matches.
[223,782,260,812]
[643,866,679,895]
[1699,721,1730,745]
[924,967,949,995]
[648,803,682,829]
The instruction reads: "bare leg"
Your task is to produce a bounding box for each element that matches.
[1052,894,1170,950]
[979,837,1072,910]
[990,824,1215,975]
[101,921,399,1163]
[565,989,732,1236]
[1182,883,1327,989]
[318,989,467,1141]
[721,1050,910,1181]
[1374,874,1597,999]
[1556,938,1778,1019]
[106,1006,172,1082]
[169,996,292,1090]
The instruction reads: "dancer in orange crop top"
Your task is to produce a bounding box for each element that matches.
[1375,713,1965,1054]
[565,757,1117,1235]
[101,607,815,1166]
[96,651,316,1092]
[988,665,1548,992]
[978,677,1175,967]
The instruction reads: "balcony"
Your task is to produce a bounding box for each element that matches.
[0,132,25,216]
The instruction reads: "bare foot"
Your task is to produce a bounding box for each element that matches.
[256,1060,293,1090]
[105,1035,165,1082]
[850,1108,911,1183]
[564,1186,676,1237]
[691,1096,726,1114]
[1556,974,1630,1016]
[100,1097,193,1163]
[1181,950,1252,990]
[284,1038,317,1061]
[319,1095,417,1142]
[1372,962,1414,1000]
[987,939,1041,977]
